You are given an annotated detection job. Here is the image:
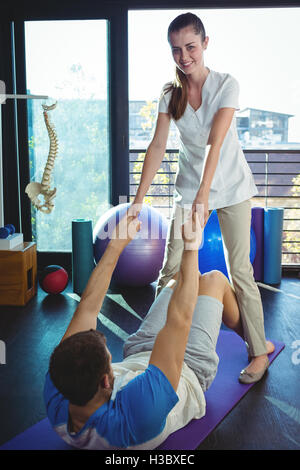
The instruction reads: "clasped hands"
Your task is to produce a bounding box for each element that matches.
[109,211,142,251]
[110,205,204,253]
[182,207,204,251]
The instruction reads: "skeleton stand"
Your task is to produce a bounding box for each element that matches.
[0,94,49,230]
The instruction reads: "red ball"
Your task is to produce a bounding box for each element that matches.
[39,265,69,294]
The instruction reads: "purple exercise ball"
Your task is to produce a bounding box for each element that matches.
[93,203,168,286]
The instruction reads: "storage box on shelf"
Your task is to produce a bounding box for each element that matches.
[0,242,37,306]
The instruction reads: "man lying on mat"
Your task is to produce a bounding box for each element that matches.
[44,209,270,450]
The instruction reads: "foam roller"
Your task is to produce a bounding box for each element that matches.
[263,208,284,284]
[72,219,95,295]
[251,207,264,281]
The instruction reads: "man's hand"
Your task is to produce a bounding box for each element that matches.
[110,211,141,250]
[182,211,203,251]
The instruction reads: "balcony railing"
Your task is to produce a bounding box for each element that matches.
[129,148,300,267]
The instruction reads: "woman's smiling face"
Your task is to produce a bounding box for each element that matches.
[169,25,208,75]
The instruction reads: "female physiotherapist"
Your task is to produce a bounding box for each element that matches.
[131,12,274,383]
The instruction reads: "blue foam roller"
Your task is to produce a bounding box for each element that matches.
[72,219,95,295]
[263,208,284,284]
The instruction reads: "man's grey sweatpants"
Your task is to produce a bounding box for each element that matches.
[123,287,223,392]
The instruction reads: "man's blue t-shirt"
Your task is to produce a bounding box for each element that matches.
[44,364,179,449]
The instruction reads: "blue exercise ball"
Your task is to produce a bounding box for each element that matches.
[198,210,256,278]
[93,203,168,286]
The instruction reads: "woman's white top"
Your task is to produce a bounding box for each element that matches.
[158,69,258,210]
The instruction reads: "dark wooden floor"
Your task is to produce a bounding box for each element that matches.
[0,273,300,450]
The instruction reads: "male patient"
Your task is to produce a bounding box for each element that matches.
[44,210,246,450]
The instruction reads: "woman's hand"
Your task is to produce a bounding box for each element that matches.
[128,199,143,218]
[192,191,208,227]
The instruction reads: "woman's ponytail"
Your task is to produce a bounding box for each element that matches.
[165,67,189,121]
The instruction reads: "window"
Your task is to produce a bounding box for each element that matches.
[25,20,109,251]
[129,8,300,150]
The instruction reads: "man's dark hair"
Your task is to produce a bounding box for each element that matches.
[49,329,110,406]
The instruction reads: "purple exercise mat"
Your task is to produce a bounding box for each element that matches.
[0,331,284,451]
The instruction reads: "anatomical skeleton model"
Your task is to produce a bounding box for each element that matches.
[25,101,58,214]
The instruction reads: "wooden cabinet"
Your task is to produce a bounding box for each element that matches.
[0,242,37,306]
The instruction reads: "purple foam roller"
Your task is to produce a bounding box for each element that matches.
[251,207,264,281]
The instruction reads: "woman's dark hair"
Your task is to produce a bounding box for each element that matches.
[49,329,110,406]
[167,12,206,44]
[164,13,206,120]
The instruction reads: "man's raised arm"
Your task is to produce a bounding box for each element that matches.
[149,211,203,391]
[60,213,141,343]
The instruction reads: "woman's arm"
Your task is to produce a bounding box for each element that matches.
[193,107,236,223]
[132,112,171,208]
